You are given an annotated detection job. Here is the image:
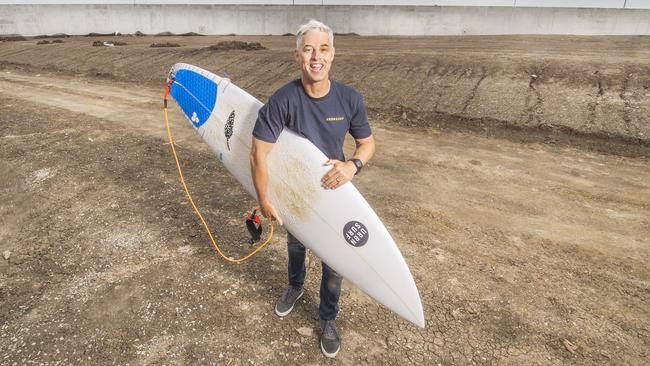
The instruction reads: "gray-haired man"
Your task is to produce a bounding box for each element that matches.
[250,19,375,358]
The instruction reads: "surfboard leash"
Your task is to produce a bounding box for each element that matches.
[163,79,274,264]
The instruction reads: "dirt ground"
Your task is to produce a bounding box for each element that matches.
[0,35,649,365]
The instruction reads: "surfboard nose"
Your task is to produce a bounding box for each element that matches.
[395,276,426,328]
[408,298,426,329]
[360,244,426,329]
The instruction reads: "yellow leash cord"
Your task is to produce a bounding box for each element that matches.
[163,82,274,264]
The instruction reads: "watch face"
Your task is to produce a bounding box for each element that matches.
[352,159,363,173]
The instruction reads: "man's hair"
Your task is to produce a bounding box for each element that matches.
[295,19,334,49]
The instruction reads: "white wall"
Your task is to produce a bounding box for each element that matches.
[1,4,649,36]
[626,0,650,9]
[515,0,626,8]
[0,0,648,8]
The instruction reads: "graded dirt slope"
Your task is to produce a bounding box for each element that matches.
[1,35,649,149]
[0,36,649,365]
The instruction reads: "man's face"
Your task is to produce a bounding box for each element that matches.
[294,30,335,84]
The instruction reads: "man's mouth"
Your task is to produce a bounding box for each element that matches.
[310,63,324,72]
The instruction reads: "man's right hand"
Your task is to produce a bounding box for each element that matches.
[251,137,283,226]
[260,200,283,226]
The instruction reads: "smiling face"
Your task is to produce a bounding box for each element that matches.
[294,30,335,85]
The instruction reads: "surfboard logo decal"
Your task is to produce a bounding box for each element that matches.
[169,69,217,128]
[343,221,369,247]
[225,110,235,150]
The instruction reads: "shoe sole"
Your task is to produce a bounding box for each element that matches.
[320,340,340,358]
[274,291,303,317]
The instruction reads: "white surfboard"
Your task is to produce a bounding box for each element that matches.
[168,63,425,328]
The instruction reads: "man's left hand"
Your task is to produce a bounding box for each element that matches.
[322,159,356,190]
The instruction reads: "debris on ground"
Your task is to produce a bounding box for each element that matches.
[563,339,578,354]
[92,41,127,47]
[296,327,313,337]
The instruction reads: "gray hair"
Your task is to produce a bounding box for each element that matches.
[296,19,334,49]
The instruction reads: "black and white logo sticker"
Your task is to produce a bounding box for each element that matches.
[343,221,369,247]
[225,110,235,150]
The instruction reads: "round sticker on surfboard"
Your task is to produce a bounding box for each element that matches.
[343,221,369,247]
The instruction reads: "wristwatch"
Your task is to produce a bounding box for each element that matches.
[350,158,363,175]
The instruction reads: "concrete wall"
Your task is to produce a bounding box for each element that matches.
[1,4,649,36]
[1,0,649,8]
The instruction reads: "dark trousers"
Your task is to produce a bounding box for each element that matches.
[287,232,342,321]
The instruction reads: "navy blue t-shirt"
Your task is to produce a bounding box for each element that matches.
[253,79,372,161]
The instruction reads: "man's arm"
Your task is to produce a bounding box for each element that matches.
[250,137,283,225]
[321,135,376,190]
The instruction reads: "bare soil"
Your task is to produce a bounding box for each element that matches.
[0,35,648,365]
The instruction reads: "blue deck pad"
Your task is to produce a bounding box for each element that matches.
[170,69,218,128]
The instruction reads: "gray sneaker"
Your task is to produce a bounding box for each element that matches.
[320,320,341,358]
[274,286,304,317]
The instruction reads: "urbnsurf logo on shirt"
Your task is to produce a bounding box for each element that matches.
[325,116,345,122]
[343,221,369,247]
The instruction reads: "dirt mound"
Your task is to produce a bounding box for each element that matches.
[153,31,205,37]
[150,42,181,48]
[200,41,266,51]
[36,39,64,45]
[86,32,121,37]
[179,32,204,37]
[123,30,199,37]
[34,33,70,39]
[0,35,27,42]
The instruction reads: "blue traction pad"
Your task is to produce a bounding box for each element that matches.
[170,69,218,128]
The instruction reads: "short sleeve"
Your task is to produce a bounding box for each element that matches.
[349,93,372,139]
[253,94,286,143]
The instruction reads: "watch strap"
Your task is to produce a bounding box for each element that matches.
[350,158,363,175]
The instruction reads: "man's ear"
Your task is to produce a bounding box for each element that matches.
[293,48,300,63]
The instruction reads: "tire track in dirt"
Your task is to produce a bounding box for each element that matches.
[0,71,197,144]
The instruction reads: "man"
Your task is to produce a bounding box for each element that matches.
[249,19,375,358]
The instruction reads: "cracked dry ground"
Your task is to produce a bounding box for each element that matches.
[1,36,649,365]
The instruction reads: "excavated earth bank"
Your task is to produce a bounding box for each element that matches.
[1,35,649,155]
